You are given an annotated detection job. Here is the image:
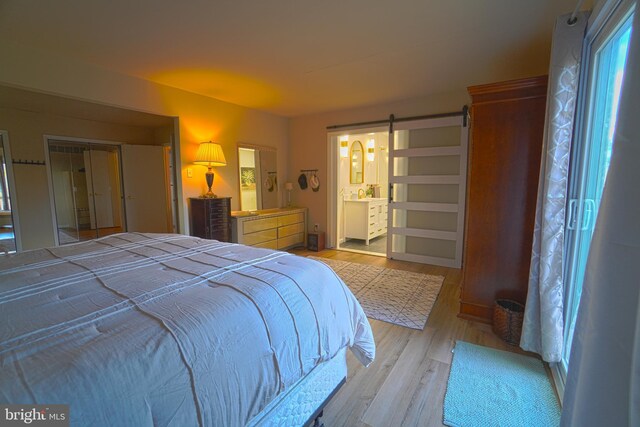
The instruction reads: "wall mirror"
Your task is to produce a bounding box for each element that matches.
[238,143,278,211]
[350,140,364,184]
[0,133,17,253]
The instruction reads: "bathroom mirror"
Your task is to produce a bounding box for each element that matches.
[238,143,278,211]
[350,140,364,184]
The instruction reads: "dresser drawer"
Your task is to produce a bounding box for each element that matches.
[203,199,230,211]
[254,239,278,250]
[243,229,278,246]
[278,222,305,238]
[232,208,307,249]
[207,206,229,217]
[206,214,231,227]
[207,228,231,242]
[243,217,279,234]
[277,232,304,249]
[277,213,304,227]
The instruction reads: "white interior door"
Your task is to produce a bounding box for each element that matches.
[387,115,469,267]
[121,144,170,233]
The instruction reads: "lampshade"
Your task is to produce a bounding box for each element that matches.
[194,142,227,166]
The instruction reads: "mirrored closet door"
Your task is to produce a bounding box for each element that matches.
[0,133,17,253]
[48,140,125,244]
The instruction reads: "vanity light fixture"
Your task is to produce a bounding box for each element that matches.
[366,138,375,161]
[339,136,349,158]
[194,141,227,198]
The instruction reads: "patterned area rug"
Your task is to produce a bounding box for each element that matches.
[309,256,445,330]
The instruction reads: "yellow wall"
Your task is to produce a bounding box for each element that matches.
[0,39,525,250]
[0,40,289,249]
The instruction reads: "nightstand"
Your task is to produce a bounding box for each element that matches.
[189,197,232,242]
[307,231,325,252]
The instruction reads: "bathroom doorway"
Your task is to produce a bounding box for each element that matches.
[327,109,469,266]
[331,127,390,256]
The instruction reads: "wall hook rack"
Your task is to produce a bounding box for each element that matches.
[13,159,46,166]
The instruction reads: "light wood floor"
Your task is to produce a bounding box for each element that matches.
[291,248,531,427]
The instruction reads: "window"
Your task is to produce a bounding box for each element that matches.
[562,7,634,379]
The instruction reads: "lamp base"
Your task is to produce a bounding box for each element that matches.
[202,168,217,198]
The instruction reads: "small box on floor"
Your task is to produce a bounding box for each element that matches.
[307,232,325,251]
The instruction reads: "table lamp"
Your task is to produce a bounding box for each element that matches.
[285,182,293,207]
[194,141,226,198]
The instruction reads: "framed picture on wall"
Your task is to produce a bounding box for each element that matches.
[240,167,256,189]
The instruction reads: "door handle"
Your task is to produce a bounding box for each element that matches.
[567,199,578,230]
[567,198,596,231]
[567,199,577,230]
[581,199,596,231]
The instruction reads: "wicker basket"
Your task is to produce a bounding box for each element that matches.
[492,299,525,345]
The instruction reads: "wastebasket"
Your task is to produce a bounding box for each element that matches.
[492,299,525,345]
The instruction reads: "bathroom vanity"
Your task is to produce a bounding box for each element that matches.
[344,198,387,245]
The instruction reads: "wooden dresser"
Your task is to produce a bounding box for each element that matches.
[189,197,232,242]
[460,76,547,323]
[232,207,307,250]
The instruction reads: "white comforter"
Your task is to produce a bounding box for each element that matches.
[0,233,375,426]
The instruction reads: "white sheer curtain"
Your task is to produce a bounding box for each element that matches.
[520,12,588,362]
[561,8,640,426]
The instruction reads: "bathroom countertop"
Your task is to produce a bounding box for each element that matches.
[344,197,387,202]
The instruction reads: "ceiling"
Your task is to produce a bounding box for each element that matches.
[0,0,583,117]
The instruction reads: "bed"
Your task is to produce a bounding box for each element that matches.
[0,233,375,426]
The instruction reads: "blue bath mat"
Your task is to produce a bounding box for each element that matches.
[444,341,560,427]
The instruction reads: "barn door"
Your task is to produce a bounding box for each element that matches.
[387,115,468,267]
